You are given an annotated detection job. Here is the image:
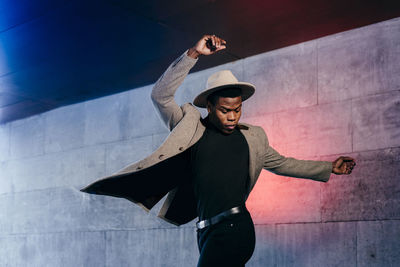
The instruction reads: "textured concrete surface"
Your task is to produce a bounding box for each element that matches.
[151,132,170,151]
[247,224,276,266]
[84,92,130,146]
[0,123,10,162]
[9,144,107,193]
[0,187,179,235]
[247,171,322,224]
[0,161,12,195]
[0,185,13,233]
[125,85,170,137]
[321,147,400,222]
[0,231,106,267]
[44,103,85,154]
[243,41,318,117]
[1,17,399,266]
[263,222,356,267]
[318,18,400,104]
[10,115,45,160]
[105,228,198,267]
[248,222,358,267]
[84,85,167,145]
[104,135,153,175]
[244,100,352,158]
[357,220,400,266]
[352,91,400,152]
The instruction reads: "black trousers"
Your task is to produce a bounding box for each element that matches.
[196,209,256,267]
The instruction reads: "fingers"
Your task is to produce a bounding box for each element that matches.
[333,157,343,168]
[341,156,356,174]
[333,156,356,175]
[346,161,355,171]
[214,35,226,48]
[216,38,227,51]
[210,35,221,47]
[211,35,216,47]
[344,160,355,174]
[204,34,226,53]
[341,156,355,162]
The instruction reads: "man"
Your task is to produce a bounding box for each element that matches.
[81,34,356,267]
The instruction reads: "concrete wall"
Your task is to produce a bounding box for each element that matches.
[0,17,399,266]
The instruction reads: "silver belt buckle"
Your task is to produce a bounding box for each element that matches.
[196,220,206,229]
[230,207,240,214]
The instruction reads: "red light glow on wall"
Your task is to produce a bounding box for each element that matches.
[243,99,351,224]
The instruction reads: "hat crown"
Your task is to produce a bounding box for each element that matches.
[193,69,255,108]
[206,70,238,90]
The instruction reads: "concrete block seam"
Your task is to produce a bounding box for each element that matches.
[316,88,400,106]
[316,37,319,106]
[4,219,398,237]
[242,100,345,119]
[350,98,354,153]
[320,218,400,224]
[315,146,400,160]
[255,218,400,227]
[3,225,198,238]
[1,133,155,165]
[355,220,358,267]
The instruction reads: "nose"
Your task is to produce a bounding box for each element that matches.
[227,111,235,121]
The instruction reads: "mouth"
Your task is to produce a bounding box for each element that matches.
[224,125,236,130]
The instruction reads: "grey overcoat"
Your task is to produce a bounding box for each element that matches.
[80,51,333,226]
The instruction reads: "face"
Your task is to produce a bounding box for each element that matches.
[207,96,242,134]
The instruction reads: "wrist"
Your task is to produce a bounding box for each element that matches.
[187,47,201,59]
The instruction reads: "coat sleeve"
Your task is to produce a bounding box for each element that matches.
[151,50,198,131]
[259,127,332,182]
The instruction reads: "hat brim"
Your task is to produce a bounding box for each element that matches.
[193,82,255,108]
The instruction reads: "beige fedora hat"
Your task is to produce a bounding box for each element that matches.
[193,70,256,108]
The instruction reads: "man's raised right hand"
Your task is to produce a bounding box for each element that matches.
[187,34,227,59]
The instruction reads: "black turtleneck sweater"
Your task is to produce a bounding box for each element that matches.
[190,118,250,220]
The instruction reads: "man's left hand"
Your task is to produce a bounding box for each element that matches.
[332,156,356,175]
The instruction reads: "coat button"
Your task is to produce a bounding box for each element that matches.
[179,147,184,151]
[159,154,164,160]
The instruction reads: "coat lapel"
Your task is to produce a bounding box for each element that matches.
[239,123,260,194]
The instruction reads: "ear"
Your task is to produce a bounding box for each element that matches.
[207,101,212,113]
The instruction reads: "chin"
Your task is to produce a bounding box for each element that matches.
[222,128,234,134]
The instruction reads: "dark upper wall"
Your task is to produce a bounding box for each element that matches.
[1,0,399,124]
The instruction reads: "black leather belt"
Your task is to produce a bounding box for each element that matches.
[196,206,246,230]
